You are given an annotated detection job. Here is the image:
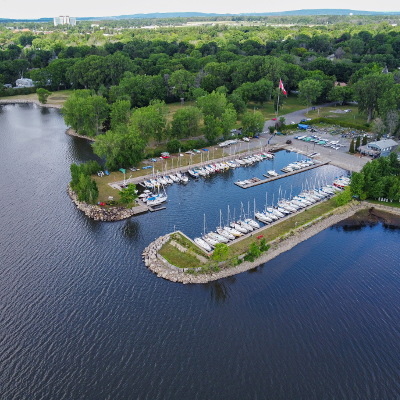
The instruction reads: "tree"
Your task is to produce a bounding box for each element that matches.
[386,110,399,136]
[130,100,167,142]
[197,91,237,142]
[372,118,386,137]
[36,88,51,104]
[353,73,394,123]
[350,172,366,199]
[62,90,109,137]
[362,135,368,146]
[328,86,353,106]
[355,136,361,152]
[334,186,352,206]
[228,92,246,114]
[93,125,147,170]
[119,184,138,205]
[349,139,355,154]
[298,79,323,109]
[168,69,195,98]
[110,99,131,130]
[171,106,202,139]
[212,243,230,262]
[241,111,265,137]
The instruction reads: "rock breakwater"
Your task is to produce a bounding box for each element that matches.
[68,186,147,221]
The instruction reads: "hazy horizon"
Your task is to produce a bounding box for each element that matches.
[0,0,399,20]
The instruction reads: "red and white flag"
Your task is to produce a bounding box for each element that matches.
[279,79,287,96]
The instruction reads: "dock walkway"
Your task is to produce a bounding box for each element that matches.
[234,160,330,189]
[109,145,282,189]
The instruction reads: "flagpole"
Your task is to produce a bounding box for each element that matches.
[276,89,280,119]
[276,78,281,119]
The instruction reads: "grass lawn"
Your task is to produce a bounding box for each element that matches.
[159,242,202,269]
[247,95,307,121]
[305,105,368,126]
[229,198,338,256]
[0,89,73,107]
[165,100,196,122]
[159,232,212,269]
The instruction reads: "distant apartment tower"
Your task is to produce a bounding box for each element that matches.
[53,16,76,26]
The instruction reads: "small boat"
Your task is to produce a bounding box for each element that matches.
[255,212,270,224]
[202,235,218,247]
[208,232,229,243]
[230,222,248,234]
[147,193,168,206]
[225,226,243,237]
[244,218,260,229]
[238,220,253,231]
[267,170,279,177]
[194,237,212,252]
[217,228,235,240]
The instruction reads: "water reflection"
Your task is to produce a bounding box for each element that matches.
[121,219,140,240]
[203,277,236,304]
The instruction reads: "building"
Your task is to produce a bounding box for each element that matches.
[15,78,34,88]
[359,139,398,158]
[54,16,76,26]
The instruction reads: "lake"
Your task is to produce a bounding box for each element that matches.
[1,104,399,399]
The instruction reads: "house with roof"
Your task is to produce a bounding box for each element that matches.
[359,139,398,158]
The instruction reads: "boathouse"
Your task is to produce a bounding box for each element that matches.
[359,139,398,158]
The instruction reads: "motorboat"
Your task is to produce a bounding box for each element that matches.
[267,170,279,177]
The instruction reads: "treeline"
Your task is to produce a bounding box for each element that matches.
[350,153,400,201]
[2,23,400,89]
[70,161,100,203]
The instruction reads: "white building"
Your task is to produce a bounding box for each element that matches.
[54,16,76,26]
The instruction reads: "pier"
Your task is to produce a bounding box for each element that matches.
[234,160,331,189]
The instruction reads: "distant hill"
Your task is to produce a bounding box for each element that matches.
[1,9,400,23]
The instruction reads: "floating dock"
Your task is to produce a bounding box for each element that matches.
[148,206,167,212]
[234,161,331,189]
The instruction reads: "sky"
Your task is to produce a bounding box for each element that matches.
[0,0,398,19]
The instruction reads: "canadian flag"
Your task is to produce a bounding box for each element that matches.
[279,79,287,96]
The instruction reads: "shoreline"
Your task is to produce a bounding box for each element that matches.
[67,185,148,221]
[143,202,400,284]
[65,127,96,141]
[0,99,62,109]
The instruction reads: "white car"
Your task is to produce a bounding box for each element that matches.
[243,137,250,142]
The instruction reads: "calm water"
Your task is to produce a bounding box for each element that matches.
[1,104,399,400]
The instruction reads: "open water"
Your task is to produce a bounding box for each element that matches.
[1,104,399,399]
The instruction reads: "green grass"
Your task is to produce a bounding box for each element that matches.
[229,198,338,256]
[305,105,367,126]
[0,89,73,106]
[247,95,306,120]
[169,232,207,257]
[159,242,202,269]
